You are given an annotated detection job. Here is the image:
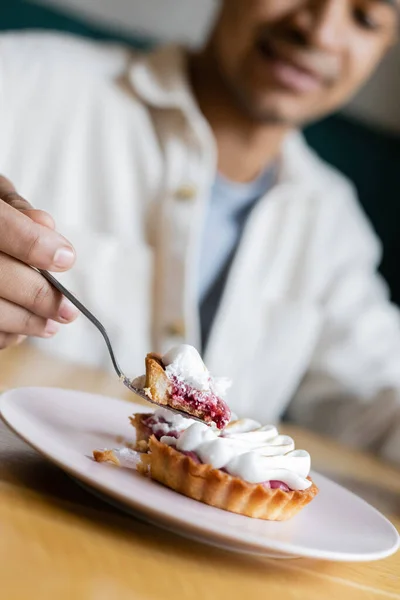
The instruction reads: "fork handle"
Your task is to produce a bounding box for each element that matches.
[38,269,125,380]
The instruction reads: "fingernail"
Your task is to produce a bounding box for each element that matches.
[58,298,80,323]
[53,247,75,269]
[44,319,61,337]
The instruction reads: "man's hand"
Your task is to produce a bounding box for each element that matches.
[0,176,79,350]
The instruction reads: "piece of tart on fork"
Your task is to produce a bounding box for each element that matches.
[134,345,232,430]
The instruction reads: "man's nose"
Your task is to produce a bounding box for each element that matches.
[289,0,348,51]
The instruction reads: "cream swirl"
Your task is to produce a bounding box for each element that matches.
[163,345,210,391]
[162,344,231,398]
[161,418,311,491]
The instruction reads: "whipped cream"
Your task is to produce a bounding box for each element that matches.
[161,417,312,491]
[162,344,231,398]
[163,345,209,390]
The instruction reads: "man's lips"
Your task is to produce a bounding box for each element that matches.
[256,39,332,94]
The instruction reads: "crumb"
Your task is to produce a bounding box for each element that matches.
[93,449,121,466]
[136,440,149,453]
[137,454,151,475]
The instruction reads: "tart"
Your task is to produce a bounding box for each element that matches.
[144,436,318,521]
[94,345,318,521]
[130,411,319,521]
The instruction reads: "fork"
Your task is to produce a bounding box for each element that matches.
[38,269,199,421]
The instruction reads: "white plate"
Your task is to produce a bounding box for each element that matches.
[1,387,398,562]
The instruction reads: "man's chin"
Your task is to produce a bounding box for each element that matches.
[247,108,297,126]
[231,88,305,126]
[237,100,300,126]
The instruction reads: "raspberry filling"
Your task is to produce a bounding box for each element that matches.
[142,415,180,440]
[168,375,231,429]
[263,481,290,492]
[181,450,202,464]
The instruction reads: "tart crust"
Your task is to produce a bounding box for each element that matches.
[130,413,153,451]
[145,436,319,521]
[144,353,171,404]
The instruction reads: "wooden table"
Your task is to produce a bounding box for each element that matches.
[0,344,399,600]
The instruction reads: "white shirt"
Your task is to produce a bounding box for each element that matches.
[1,32,400,462]
[199,166,276,348]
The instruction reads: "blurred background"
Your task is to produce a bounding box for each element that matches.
[1,0,400,306]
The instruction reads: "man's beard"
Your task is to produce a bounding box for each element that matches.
[230,84,297,126]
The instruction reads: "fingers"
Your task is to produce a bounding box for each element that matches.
[0,175,30,208]
[0,176,55,229]
[0,200,75,271]
[0,177,44,219]
[0,253,79,323]
[0,176,77,351]
[21,209,56,230]
[0,176,75,271]
[0,297,61,338]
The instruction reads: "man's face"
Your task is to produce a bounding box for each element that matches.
[210,0,398,125]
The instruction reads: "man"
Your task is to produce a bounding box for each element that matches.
[0,0,399,460]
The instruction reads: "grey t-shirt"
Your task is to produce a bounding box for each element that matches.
[199,166,276,349]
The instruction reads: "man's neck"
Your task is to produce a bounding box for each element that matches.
[189,50,290,183]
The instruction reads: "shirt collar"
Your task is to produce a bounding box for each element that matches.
[280,130,331,190]
[128,44,197,113]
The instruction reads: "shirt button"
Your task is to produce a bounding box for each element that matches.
[164,320,186,338]
[174,184,197,201]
